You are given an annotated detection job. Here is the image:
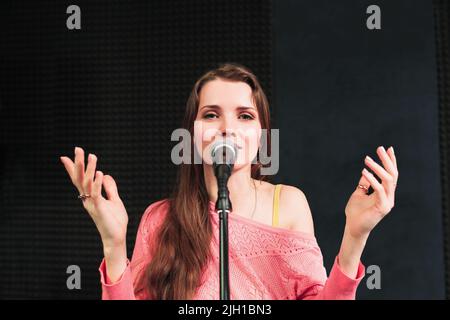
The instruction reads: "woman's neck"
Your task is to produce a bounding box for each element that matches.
[203,164,257,208]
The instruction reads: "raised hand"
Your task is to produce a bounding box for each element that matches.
[344,146,398,239]
[60,147,128,249]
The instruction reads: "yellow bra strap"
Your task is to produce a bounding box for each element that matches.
[272,184,282,227]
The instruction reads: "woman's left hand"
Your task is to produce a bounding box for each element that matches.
[344,146,398,239]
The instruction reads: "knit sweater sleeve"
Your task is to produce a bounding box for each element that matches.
[98,200,168,300]
[290,244,366,300]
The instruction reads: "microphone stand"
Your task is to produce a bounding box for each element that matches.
[213,162,233,300]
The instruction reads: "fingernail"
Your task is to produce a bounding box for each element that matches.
[381,146,386,152]
[390,146,394,154]
[365,155,372,161]
[362,168,368,174]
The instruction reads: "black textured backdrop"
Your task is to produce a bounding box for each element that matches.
[273,0,446,299]
[0,0,272,299]
[434,0,450,299]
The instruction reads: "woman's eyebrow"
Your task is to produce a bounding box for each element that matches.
[199,104,256,111]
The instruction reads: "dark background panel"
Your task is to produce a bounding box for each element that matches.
[0,0,272,299]
[273,0,446,299]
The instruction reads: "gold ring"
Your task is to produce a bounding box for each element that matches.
[358,184,369,193]
[78,194,91,200]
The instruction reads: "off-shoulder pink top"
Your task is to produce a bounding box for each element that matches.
[98,198,365,299]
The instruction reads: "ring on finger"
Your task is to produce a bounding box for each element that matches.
[358,184,369,194]
[78,194,91,201]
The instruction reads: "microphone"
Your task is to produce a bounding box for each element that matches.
[211,140,238,201]
[210,139,238,167]
[210,139,237,300]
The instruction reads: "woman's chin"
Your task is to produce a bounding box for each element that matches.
[231,163,253,172]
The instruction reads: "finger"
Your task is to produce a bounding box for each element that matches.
[91,170,104,201]
[355,173,371,195]
[83,153,98,195]
[376,146,397,179]
[74,147,85,192]
[103,174,120,202]
[387,147,398,196]
[60,156,83,193]
[364,154,395,195]
[362,168,390,211]
[60,156,75,182]
[387,146,398,177]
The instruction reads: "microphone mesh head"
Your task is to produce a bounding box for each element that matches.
[211,140,237,165]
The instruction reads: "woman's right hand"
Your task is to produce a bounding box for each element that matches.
[60,147,128,250]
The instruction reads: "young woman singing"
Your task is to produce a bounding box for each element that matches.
[60,63,398,299]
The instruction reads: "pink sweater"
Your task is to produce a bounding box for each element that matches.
[99,199,365,299]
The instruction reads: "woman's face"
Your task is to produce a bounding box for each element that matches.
[194,78,262,170]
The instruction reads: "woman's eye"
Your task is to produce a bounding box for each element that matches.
[239,113,254,120]
[203,113,218,119]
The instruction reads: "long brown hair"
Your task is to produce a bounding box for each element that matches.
[139,62,273,299]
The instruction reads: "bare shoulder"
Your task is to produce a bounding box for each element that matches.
[278,184,315,236]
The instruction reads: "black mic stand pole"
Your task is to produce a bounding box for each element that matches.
[214,162,232,300]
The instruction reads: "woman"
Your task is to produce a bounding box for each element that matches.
[60,63,398,299]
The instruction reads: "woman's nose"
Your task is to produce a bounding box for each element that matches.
[218,117,237,137]
[219,116,236,135]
